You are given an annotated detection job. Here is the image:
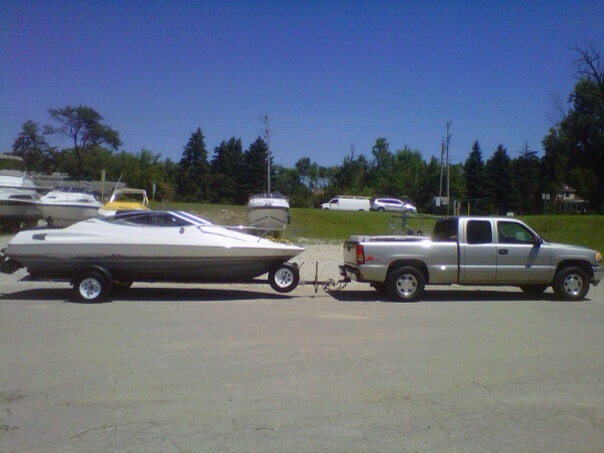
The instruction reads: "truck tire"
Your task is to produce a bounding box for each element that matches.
[387,266,425,302]
[269,263,300,293]
[73,270,111,302]
[553,266,589,301]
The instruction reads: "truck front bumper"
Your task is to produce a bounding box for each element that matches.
[593,265,603,286]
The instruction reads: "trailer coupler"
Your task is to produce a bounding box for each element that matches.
[299,261,350,293]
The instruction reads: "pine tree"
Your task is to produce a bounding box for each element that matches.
[463,141,487,201]
[486,144,514,214]
[176,128,210,202]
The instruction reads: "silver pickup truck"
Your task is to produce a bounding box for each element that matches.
[339,216,602,301]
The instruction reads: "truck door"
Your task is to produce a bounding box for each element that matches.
[495,220,551,283]
[459,219,497,283]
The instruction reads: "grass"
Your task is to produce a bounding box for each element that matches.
[3,202,601,253]
[150,201,604,252]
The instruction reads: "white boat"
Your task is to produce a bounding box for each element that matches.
[98,188,149,216]
[247,192,290,231]
[37,186,102,227]
[1,210,304,301]
[0,154,41,228]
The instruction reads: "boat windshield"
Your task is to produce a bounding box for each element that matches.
[103,210,213,227]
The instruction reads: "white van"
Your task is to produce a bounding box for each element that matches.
[321,196,371,211]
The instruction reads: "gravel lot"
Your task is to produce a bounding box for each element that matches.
[1,233,603,452]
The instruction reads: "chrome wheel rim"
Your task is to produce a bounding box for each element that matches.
[79,278,102,300]
[396,274,418,296]
[563,274,583,297]
[273,268,294,288]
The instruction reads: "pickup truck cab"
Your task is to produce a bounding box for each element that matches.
[340,216,602,301]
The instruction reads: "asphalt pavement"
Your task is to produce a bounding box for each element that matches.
[1,273,603,452]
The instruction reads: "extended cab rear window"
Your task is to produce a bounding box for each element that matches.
[467,220,492,244]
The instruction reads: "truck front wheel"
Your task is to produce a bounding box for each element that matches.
[553,266,589,301]
[387,266,425,302]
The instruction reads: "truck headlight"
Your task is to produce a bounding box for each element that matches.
[596,251,602,264]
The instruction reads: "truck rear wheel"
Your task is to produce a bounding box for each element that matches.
[387,266,425,302]
[553,266,589,301]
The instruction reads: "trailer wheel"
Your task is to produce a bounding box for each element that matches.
[387,266,425,302]
[269,263,300,293]
[553,266,589,301]
[73,270,111,302]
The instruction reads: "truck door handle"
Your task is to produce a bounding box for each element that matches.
[498,249,509,255]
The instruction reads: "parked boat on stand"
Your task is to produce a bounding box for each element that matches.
[0,154,41,229]
[247,192,290,233]
[37,185,102,227]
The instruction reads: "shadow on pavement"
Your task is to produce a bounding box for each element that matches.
[327,288,569,303]
[0,286,293,303]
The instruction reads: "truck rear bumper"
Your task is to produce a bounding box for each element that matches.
[339,265,362,282]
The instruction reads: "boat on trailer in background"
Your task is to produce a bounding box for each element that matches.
[247,192,291,233]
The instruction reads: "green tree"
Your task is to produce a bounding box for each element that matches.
[463,141,487,200]
[543,45,604,211]
[391,147,425,203]
[486,144,515,214]
[327,146,370,197]
[175,128,210,202]
[369,137,396,195]
[11,120,55,173]
[416,156,441,212]
[113,149,167,198]
[45,105,121,175]
[210,138,244,203]
[241,137,272,197]
[511,143,542,214]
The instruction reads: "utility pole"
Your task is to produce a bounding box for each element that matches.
[445,121,452,214]
[438,121,452,213]
[264,114,271,193]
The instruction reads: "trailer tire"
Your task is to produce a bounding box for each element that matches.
[73,270,111,302]
[387,266,425,302]
[269,263,300,293]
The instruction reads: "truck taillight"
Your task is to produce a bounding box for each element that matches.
[356,244,365,265]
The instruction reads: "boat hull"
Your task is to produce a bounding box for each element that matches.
[0,198,41,223]
[247,193,290,231]
[248,206,290,230]
[10,243,300,282]
[37,203,101,227]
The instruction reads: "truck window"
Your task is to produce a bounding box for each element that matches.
[497,221,536,244]
[467,220,492,244]
[433,219,458,242]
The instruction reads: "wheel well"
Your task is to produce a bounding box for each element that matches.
[387,260,429,283]
[555,260,593,279]
[71,266,112,285]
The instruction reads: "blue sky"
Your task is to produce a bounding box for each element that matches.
[1,1,603,168]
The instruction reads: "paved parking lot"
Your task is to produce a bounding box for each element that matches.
[1,274,603,452]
